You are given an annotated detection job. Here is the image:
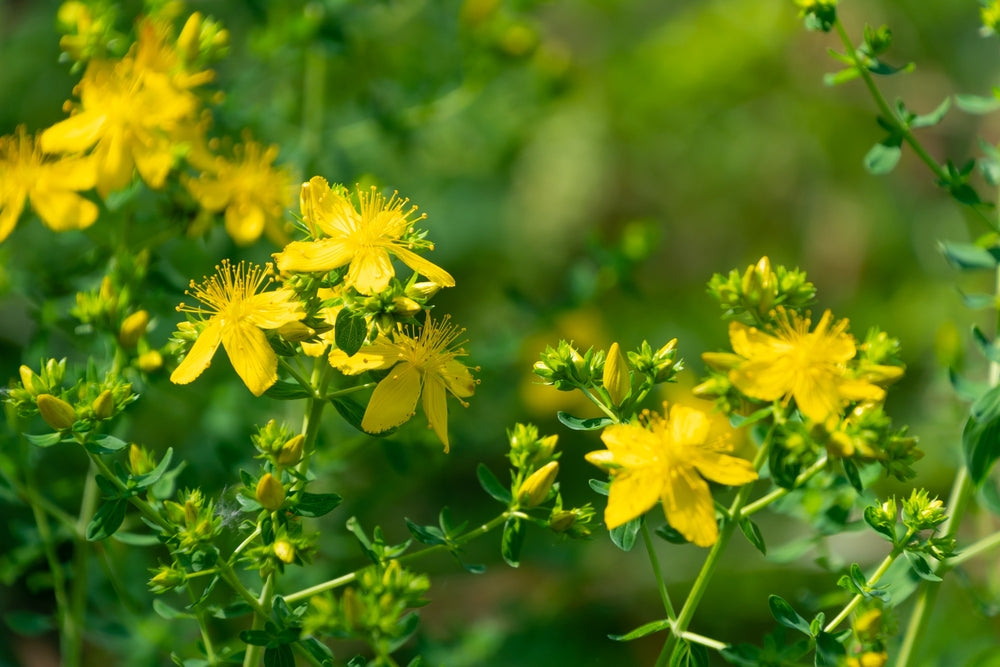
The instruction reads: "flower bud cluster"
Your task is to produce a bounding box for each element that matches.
[252,420,303,467]
[864,491,954,559]
[706,256,815,325]
[533,340,604,391]
[163,489,222,553]
[627,339,681,385]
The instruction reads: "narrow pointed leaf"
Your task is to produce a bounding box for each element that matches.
[607,618,672,641]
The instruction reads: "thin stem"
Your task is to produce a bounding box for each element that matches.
[28,490,74,667]
[679,630,728,652]
[739,456,829,518]
[641,521,676,622]
[325,382,378,399]
[948,529,1000,567]
[824,549,899,633]
[67,462,100,665]
[655,430,774,666]
[581,387,620,422]
[243,573,275,667]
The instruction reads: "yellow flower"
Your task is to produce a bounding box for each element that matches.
[274,177,455,295]
[329,316,476,451]
[40,20,204,197]
[299,288,342,358]
[585,404,757,547]
[184,137,295,246]
[727,308,885,423]
[170,260,305,396]
[0,126,97,242]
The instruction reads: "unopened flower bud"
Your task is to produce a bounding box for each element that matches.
[148,565,186,593]
[177,11,203,62]
[701,352,741,372]
[391,296,422,317]
[405,281,442,300]
[36,394,76,430]
[602,342,630,407]
[119,310,150,347]
[256,473,286,510]
[527,434,558,468]
[92,389,115,420]
[517,461,559,508]
[276,434,304,466]
[129,444,155,475]
[137,350,163,372]
[549,509,577,533]
[99,276,116,308]
[274,539,295,564]
[19,365,40,396]
[276,321,316,342]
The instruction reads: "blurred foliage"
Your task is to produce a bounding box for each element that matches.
[2,0,1000,665]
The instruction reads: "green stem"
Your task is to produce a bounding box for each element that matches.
[243,572,275,667]
[284,512,512,605]
[655,430,774,666]
[680,630,728,652]
[67,462,100,664]
[824,548,900,633]
[216,558,270,618]
[739,456,829,518]
[325,382,378,399]
[581,387,620,423]
[641,521,676,622]
[28,488,74,666]
[948,528,1000,567]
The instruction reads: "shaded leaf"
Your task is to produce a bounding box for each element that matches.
[939,241,998,271]
[264,645,295,667]
[477,463,512,504]
[501,516,525,567]
[263,381,312,400]
[863,135,902,175]
[86,498,127,541]
[610,516,641,552]
[23,432,62,448]
[739,517,766,555]
[607,618,671,641]
[335,308,367,357]
[86,434,129,454]
[292,492,342,518]
[556,412,614,431]
[814,630,847,667]
[955,92,1000,115]
[769,595,811,635]
[905,551,942,582]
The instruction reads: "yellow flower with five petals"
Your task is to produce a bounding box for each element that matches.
[329,316,476,451]
[586,403,757,547]
[171,260,305,396]
[274,177,454,295]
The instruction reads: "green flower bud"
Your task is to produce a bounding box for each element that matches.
[256,473,286,511]
[391,296,422,317]
[19,365,41,396]
[148,565,186,593]
[517,461,559,508]
[36,394,76,430]
[274,539,296,564]
[276,435,304,467]
[92,389,115,420]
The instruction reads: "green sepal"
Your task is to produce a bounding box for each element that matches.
[335,308,367,357]
[609,516,641,552]
[607,618,671,641]
[501,516,525,567]
[768,595,811,636]
[86,498,128,541]
[263,381,312,400]
[904,551,942,582]
[476,463,512,504]
[863,505,896,541]
[556,411,614,431]
[290,492,342,518]
[738,516,767,555]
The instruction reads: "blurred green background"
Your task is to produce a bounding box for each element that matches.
[2,0,1000,665]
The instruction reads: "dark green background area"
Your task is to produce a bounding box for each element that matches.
[1,1,999,665]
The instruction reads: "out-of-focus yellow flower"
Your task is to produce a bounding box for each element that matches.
[40,19,207,197]
[329,316,476,452]
[727,308,885,423]
[585,403,757,547]
[0,126,97,242]
[184,137,294,246]
[170,260,304,396]
[274,177,454,295]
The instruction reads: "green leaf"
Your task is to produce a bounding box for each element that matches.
[501,516,525,568]
[768,595,811,635]
[738,517,766,555]
[131,447,175,491]
[910,97,951,128]
[939,240,999,271]
[476,463,512,504]
[979,478,1000,517]
[729,406,773,428]
[863,135,902,175]
[814,630,846,667]
[405,518,447,546]
[335,308,368,357]
[955,92,1000,115]
[607,618,672,641]
[345,517,377,563]
[823,67,861,86]
[670,639,709,667]
[905,551,942,582]
[112,531,160,546]
[949,368,988,402]
[610,516,641,552]
[973,325,1000,365]
[330,395,369,434]
[959,290,997,310]
[86,498,128,541]
[298,637,335,664]
[654,524,688,544]
[152,599,195,620]
[291,492,342,518]
[589,478,610,496]
[841,458,863,494]
[556,412,614,431]
[965,407,1000,486]
[23,432,62,448]
[85,434,129,454]
[263,381,312,400]
[2,611,54,636]
[239,630,273,647]
[265,644,296,666]
[866,59,913,76]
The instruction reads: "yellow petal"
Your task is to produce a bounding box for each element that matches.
[132,135,173,189]
[347,247,395,295]
[0,191,27,242]
[361,363,421,433]
[838,378,886,403]
[661,466,717,547]
[442,359,476,398]
[94,130,134,197]
[43,155,97,191]
[600,423,658,468]
[275,238,354,273]
[245,289,304,329]
[668,404,710,447]
[729,359,794,402]
[691,449,757,487]
[604,466,661,529]
[792,378,842,423]
[328,338,399,375]
[170,319,223,385]
[391,245,456,288]
[185,176,232,211]
[221,321,278,396]
[226,200,265,246]
[421,374,450,451]
[29,189,98,232]
[39,112,105,154]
